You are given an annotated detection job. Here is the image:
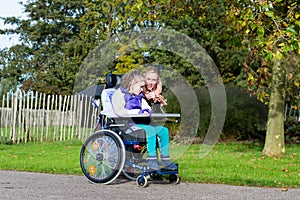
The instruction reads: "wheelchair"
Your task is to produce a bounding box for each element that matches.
[79,74,180,187]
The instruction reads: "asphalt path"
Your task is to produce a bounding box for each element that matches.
[0,170,299,200]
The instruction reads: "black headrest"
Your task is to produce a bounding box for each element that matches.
[105,73,121,88]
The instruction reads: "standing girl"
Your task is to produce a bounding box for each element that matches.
[143,66,167,110]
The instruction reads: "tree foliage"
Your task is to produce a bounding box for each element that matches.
[232,1,300,104]
[0,0,87,95]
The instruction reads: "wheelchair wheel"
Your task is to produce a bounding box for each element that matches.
[80,130,125,184]
[122,147,146,181]
[150,171,162,180]
[123,162,143,181]
[136,175,148,187]
[122,166,143,181]
[169,174,180,184]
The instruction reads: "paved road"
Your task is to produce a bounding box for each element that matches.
[0,170,299,200]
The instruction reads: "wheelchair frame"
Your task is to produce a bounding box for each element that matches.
[79,75,180,187]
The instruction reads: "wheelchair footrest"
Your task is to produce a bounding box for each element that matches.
[158,163,178,173]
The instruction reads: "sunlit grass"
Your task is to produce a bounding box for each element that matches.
[177,143,300,188]
[0,139,83,174]
[0,141,299,188]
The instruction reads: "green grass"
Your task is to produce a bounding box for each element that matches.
[176,143,300,188]
[0,139,83,175]
[0,141,299,188]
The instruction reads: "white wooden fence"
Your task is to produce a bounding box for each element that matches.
[285,104,300,122]
[1,89,298,144]
[0,90,100,144]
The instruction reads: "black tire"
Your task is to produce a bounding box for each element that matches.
[169,174,180,184]
[150,171,162,180]
[80,130,125,184]
[136,175,148,187]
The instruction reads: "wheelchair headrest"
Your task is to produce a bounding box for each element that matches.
[105,73,122,88]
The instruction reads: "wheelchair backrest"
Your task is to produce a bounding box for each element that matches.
[100,73,122,117]
[100,88,118,117]
[105,73,122,88]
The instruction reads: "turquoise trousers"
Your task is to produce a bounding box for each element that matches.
[136,124,169,157]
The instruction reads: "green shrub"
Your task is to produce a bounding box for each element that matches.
[164,85,269,142]
[221,86,268,140]
[284,119,300,143]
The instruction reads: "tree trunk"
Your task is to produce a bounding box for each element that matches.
[262,58,286,157]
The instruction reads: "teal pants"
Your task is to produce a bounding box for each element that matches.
[136,124,169,157]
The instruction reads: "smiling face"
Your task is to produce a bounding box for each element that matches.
[129,80,145,95]
[145,72,159,92]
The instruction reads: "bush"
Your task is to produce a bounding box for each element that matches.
[284,119,300,144]
[221,86,268,141]
[164,85,269,142]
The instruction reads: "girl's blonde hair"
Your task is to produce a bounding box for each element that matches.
[144,66,160,83]
[121,70,145,90]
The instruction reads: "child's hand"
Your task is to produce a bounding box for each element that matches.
[148,92,156,99]
[139,109,152,116]
[155,95,167,106]
[143,111,150,116]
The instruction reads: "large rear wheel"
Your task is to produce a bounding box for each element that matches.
[80,130,125,184]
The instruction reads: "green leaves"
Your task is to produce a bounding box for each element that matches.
[265,11,275,19]
[1,0,299,100]
[257,27,265,36]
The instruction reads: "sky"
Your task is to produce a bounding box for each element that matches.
[0,0,26,49]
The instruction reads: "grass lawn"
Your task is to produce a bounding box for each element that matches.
[0,140,299,188]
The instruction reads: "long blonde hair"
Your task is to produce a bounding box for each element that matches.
[144,66,161,83]
[143,66,162,94]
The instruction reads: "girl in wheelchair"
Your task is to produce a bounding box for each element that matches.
[112,70,177,171]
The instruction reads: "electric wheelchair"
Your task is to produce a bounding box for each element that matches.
[79,74,180,187]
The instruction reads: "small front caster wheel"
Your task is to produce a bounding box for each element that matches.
[136,175,148,187]
[169,174,180,184]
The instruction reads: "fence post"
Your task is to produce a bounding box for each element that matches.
[17,90,23,144]
[68,95,73,140]
[20,90,25,143]
[53,95,57,141]
[6,93,10,141]
[29,92,34,142]
[50,94,55,142]
[83,95,88,140]
[65,95,70,140]
[1,94,5,139]
[59,95,63,141]
[71,95,77,139]
[11,91,17,143]
[77,95,83,140]
[46,94,50,141]
[25,91,30,143]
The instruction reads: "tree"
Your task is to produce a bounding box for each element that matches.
[231,0,300,156]
[0,0,87,95]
